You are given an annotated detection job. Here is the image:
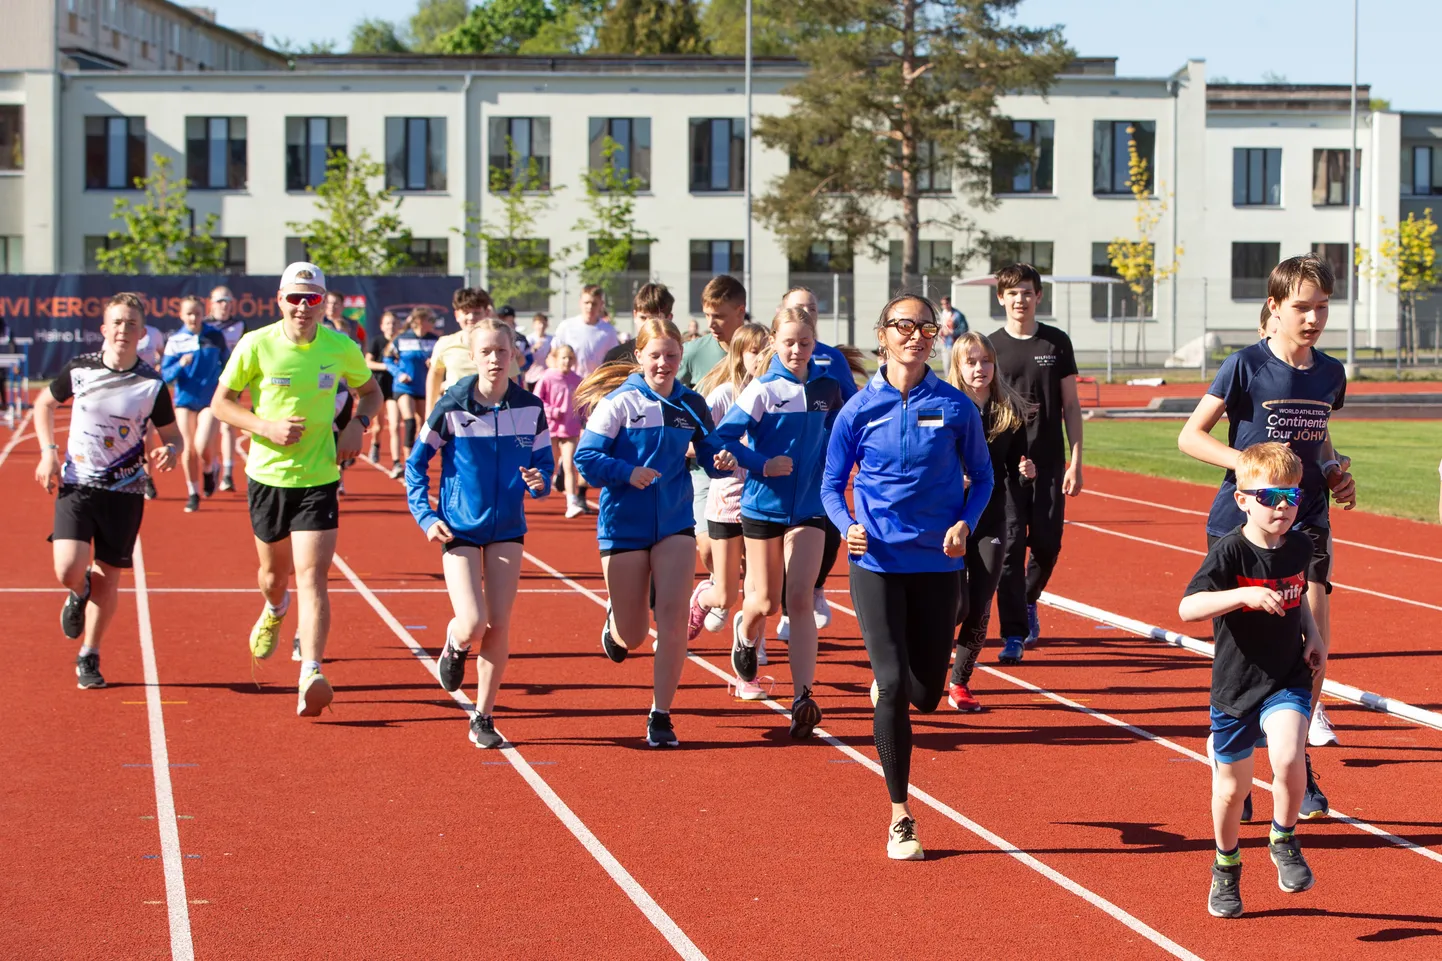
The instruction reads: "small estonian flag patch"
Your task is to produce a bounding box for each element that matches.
[917,409,944,428]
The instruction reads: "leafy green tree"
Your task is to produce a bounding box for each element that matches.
[1106,126,1183,362]
[754,0,1072,288]
[408,0,468,51]
[95,154,227,275]
[437,0,588,54]
[596,0,708,54]
[520,3,601,52]
[573,137,655,300]
[349,19,409,53]
[1358,209,1441,364]
[463,140,566,308]
[701,0,792,55]
[287,151,413,275]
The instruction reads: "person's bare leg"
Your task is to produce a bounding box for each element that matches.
[559,439,580,495]
[79,560,123,652]
[290,529,338,663]
[475,542,523,715]
[254,535,293,609]
[740,536,784,643]
[386,398,403,466]
[196,407,217,477]
[175,407,201,491]
[650,535,698,712]
[782,527,825,693]
[700,534,742,613]
[602,549,652,650]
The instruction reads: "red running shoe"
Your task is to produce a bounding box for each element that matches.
[948,683,982,712]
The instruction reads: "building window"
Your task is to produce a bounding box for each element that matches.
[788,242,853,319]
[286,117,347,191]
[1233,148,1281,206]
[887,240,954,296]
[1312,149,1358,206]
[1231,242,1280,300]
[0,105,22,171]
[1093,242,1153,317]
[993,120,1054,195]
[1093,120,1155,195]
[220,237,246,273]
[1310,243,1352,299]
[284,237,309,264]
[0,236,22,273]
[689,240,744,314]
[1408,145,1441,196]
[486,239,552,312]
[690,118,744,192]
[386,118,446,192]
[84,235,118,271]
[186,117,246,190]
[85,116,146,190]
[488,117,551,190]
[589,117,651,190]
[588,240,652,312]
[388,237,449,275]
[989,241,1054,318]
[889,140,951,194]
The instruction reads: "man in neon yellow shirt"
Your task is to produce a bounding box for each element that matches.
[212,263,382,717]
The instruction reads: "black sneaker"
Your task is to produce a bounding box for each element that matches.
[600,606,627,663]
[143,475,157,500]
[184,493,200,513]
[646,710,678,748]
[437,638,468,692]
[60,573,90,640]
[369,443,381,464]
[789,687,822,738]
[1299,754,1328,819]
[75,652,107,689]
[1268,834,1315,893]
[730,612,758,682]
[202,468,216,497]
[469,713,504,749]
[1207,862,1243,918]
[219,471,235,493]
[1241,792,1253,823]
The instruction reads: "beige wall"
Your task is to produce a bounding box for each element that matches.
[0,0,57,72]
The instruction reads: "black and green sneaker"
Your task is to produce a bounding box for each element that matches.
[1269,834,1315,893]
[60,573,90,640]
[1207,862,1243,919]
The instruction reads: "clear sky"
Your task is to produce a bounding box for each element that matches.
[209,0,1438,112]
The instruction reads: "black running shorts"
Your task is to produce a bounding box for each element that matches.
[51,485,145,568]
[707,520,744,540]
[740,515,827,541]
[247,479,340,544]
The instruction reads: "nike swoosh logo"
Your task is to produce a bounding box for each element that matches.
[320,364,335,370]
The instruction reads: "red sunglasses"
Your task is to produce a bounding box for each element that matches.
[283,292,324,307]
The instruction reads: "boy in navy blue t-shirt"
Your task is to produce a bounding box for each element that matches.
[1179,254,1355,820]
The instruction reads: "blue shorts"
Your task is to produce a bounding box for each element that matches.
[1209,687,1312,763]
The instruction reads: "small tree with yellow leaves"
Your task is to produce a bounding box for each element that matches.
[1106,126,1183,365]
[1356,209,1440,364]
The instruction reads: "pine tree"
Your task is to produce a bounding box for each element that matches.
[596,0,709,54]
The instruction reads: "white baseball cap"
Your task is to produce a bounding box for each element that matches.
[280,262,327,291]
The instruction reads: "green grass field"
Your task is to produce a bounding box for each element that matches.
[1084,418,1442,524]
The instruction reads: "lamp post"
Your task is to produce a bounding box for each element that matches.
[743,0,753,296]
[1346,0,1359,374]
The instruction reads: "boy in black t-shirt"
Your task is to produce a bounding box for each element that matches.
[1180,442,1324,919]
[988,263,1083,664]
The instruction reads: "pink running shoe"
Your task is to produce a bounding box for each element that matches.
[687,580,713,641]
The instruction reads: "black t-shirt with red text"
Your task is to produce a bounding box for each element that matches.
[1184,527,1312,717]
[989,323,1078,471]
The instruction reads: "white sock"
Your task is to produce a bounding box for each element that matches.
[79,645,97,657]
[222,460,233,471]
[650,707,668,715]
[186,479,199,496]
[266,591,291,617]
[300,659,321,679]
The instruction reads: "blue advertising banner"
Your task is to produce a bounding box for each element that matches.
[0,274,465,378]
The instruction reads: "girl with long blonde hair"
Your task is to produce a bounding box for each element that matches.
[573,317,731,747]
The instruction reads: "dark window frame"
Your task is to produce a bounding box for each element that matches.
[488,116,550,191]
[185,116,247,190]
[689,118,745,193]
[220,236,246,273]
[993,119,1054,195]
[1093,120,1156,196]
[1310,242,1353,298]
[1230,241,1281,301]
[1410,145,1441,197]
[1312,149,1358,207]
[689,239,745,314]
[84,115,146,190]
[1232,147,1282,207]
[386,117,447,192]
[0,104,22,171]
[386,237,450,275]
[285,116,347,192]
[589,117,651,190]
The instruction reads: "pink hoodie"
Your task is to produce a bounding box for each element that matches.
[535,367,583,439]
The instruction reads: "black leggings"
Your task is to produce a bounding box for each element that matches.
[951,531,1007,687]
[781,519,843,616]
[850,564,962,804]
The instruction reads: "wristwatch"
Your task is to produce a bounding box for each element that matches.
[355,413,372,430]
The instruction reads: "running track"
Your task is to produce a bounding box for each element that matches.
[3,409,1442,960]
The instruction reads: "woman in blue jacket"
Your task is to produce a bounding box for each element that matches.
[386,306,440,462]
[712,306,843,739]
[574,317,730,749]
[406,318,552,749]
[161,294,229,512]
[821,294,994,862]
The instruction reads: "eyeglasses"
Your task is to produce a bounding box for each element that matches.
[885,319,941,339]
[283,292,324,307]
[1239,486,1304,508]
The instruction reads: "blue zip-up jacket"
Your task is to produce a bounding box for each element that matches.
[406,377,553,545]
[386,330,439,398]
[822,368,995,574]
[714,355,844,526]
[574,373,730,551]
[161,323,229,409]
[812,341,858,402]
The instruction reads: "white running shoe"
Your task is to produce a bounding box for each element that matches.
[564,495,586,519]
[734,677,767,701]
[703,605,729,634]
[776,615,790,641]
[813,588,832,630]
[297,671,333,717]
[1308,705,1339,747]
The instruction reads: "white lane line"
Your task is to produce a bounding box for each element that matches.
[0,409,35,471]
[1086,489,1442,564]
[823,594,1442,867]
[132,539,196,961]
[1067,520,1442,614]
[331,554,707,961]
[1037,592,1442,734]
[516,549,1205,961]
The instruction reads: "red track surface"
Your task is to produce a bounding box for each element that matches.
[4,408,1442,960]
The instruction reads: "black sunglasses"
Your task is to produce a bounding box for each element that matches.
[885,319,941,339]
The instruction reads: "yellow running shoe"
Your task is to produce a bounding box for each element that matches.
[249,606,285,659]
[297,670,333,717]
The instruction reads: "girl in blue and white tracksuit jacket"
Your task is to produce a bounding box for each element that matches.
[711,308,843,739]
[405,319,552,749]
[386,308,440,459]
[573,316,730,748]
[820,294,994,860]
[161,295,230,504]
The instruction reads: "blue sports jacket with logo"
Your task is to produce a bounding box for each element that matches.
[386,330,439,398]
[160,323,229,409]
[574,373,729,551]
[713,355,844,526]
[406,377,553,545]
